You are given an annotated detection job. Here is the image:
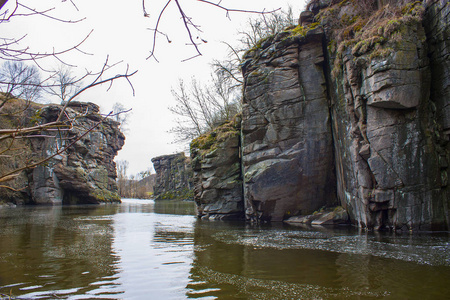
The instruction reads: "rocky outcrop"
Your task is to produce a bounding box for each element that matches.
[322,0,449,230]
[151,153,193,200]
[240,26,336,222]
[0,99,124,205]
[189,0,449,230]
[190,118,243,220]
[30,102,124,204]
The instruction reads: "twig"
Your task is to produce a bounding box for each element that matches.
[147,0,172,61]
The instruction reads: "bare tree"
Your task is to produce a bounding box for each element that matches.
[0,61,42,106]
[169,71,240,144]
[212,6,296,90]
[47,65,83,104]
[116,159,129,196]
[112,102,132,132]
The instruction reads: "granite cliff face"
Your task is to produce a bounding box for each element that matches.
[0,100,124,205]
[240,26,336,222]
[322,0,449,230]
[151,153,193,200]
[190,118,243,220]
[190,0,450,230]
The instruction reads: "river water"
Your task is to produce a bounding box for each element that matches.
[0,199,449,299]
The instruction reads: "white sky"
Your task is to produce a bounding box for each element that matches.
[1,0,307,176]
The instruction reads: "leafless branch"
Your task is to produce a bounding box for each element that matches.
[0,111,114,182]
[147,0,172,62]
[12,3,85,23]
[146,0,281,62]
[57,57,137,121]
[196,0,281,18]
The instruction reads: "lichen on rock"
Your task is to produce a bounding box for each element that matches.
[190,117,243,220]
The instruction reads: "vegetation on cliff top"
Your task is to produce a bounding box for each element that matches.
[190,115,241,153]
[311,0,425,76]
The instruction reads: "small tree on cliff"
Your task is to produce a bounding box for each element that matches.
[169,71,240,144]
[212,6,296,89]
[0,61,43,105]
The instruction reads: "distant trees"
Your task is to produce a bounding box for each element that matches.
[0,61,42,105]
[116,159,154,199]
[112,102,132,132]
[47,65,83,104]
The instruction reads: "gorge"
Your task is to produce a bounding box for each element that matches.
[186,0,450,231]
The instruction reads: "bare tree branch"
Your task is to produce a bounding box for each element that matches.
[0,111,113,182]
[146,0,282,62]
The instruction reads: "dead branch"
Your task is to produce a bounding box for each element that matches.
[197,0,280,18]
[56,57,137,122]
[146,0,281,62]
[0,121,68,137]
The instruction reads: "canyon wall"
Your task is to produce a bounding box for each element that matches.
[190,118,243,220]
[323,0,449,230]
[240,26,336,222]
[190,0,450,230]
[0,100,124,205]
[151,153,193,200]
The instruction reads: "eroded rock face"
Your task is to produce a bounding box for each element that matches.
[29,102,124,204]
[190,119,243,220]
[241,27,336,222]
[325,0,450,230]
[151,153,193,200]
[186,0,449,230]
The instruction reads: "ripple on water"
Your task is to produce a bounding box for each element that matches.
[186,266,390,300]
[212,229,450,266]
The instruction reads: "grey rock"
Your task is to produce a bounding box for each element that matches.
[151,153,193,200]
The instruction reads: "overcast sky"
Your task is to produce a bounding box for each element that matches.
[2,0,307,176]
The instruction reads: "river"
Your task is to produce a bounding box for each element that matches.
[0,199,449,299]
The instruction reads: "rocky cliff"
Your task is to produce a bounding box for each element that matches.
[0,99,124,205]
[241,21,336,222]
[151,153,193,200]
[190,118,243,220]
[191,0,450,230]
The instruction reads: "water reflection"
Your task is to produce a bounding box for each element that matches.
[0,200,449,299]
[187,222,450,299]
[0,204,120,299]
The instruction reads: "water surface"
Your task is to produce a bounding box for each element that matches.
[0,199,449,299]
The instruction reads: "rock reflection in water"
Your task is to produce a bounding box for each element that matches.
[0,204,121,299]
[187,221,450,299]
[1,200,449,299]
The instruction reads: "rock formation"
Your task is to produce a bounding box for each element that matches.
[151,153,193,200]
[0,99,124,205]
[190,0,450,230]
[322,0,449,230]
[240,25,336,222]
[190,118,243,220]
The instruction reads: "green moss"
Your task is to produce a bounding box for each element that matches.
[158,188,193,200]
[352,36,386,56]
[191,119,240,154]
[92,189,121,203]
[401,1,423,16]
[285,22,321,39]
[190,132,216,150]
